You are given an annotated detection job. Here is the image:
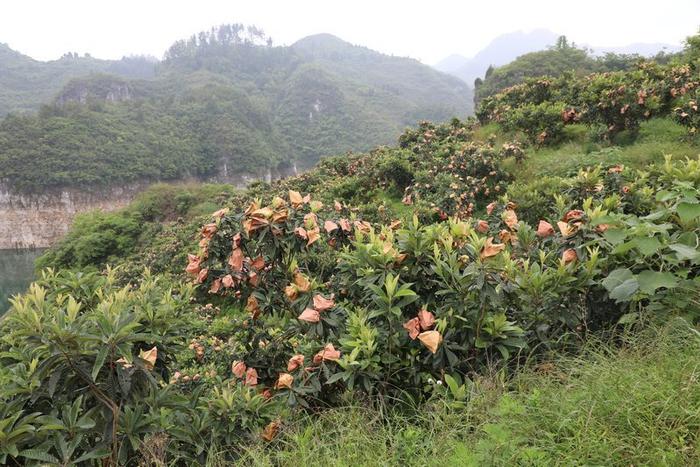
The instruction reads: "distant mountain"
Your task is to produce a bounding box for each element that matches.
[435,29,560,85]
[436,29,682,86]
[0,27,473,192]
[0,43,156,116]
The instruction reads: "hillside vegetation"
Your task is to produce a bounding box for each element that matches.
[473,36,675,105]
[1,30,700,467]
[0,43,155,116]
[0,25,472,192]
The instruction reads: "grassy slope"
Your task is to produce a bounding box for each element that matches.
[238,322,699,466]
[473,117,700,181]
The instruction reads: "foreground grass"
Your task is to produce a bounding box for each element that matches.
[235,322,699,466]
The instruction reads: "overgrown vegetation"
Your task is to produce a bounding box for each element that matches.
[2,28,700,467]
[473,35,675,104]
[240,322,700,466]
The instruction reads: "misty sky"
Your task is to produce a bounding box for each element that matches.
[2,0,699,64]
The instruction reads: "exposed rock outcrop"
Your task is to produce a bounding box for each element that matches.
[0,182,147,249]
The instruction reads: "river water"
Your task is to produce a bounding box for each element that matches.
[0,249,43,314]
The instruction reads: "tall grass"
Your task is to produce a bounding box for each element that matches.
[236,321,700,466]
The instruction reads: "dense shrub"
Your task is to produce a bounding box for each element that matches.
[476,46,700,144]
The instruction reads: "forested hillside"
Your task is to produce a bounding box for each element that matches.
[0,25,472,192]
[0,43,156,115]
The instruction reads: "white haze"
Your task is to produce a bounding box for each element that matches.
[1,0,698,63]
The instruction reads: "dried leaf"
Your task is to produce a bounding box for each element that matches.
[298,308,321,323]
[212,208,229,219]
[499,229,514,245]
[201,223,217,239]
[307,228,321,246]
[293,272,311,292]
[222,274,235,288]
[248,271,259,287]
[334,200,343,211]
[480,237,505,260]
[403,317,420,340]
[185,254,201,275]
[324,220,339,233]
[284,284,299,301]
[563,210,584,222]
[313,294,335,312]
[209,279,222,294]
[232,361,247,378]
[418,330,442,354]
[261,420,280,442]
[557,221,576,237]
[504,209,518,230]
[537,220,555,238]
[476,220,489,234]
[196,269,208,284]
[287,354,305,372]
[228,248,244,272]
[418,309,435,330]
[289,190,304,208]
[354,220,372,233]
[246,295,261,319]
[304,213,318,230]
[139,347,157,370]
[251,256,265,271]
[486,202,497,215]
[562,248,577,264]
[232,232,242,248]
[275,373,294,389]
[294,226,308,240]
[245,367,258,386]
[313,343,341,364]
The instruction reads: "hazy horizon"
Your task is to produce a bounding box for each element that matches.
[1,0,698,64]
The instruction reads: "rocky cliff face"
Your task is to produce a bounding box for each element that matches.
[0,182,147,249]
[0,164,299,249]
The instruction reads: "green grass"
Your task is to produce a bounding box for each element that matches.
[510,118,700,180]
[236,321,700,466]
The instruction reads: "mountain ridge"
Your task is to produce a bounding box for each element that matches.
[0,27,473,193]
[435,29,682,85]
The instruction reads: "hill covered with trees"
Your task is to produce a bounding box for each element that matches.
[0,25,472,192]
[0,43,156,116]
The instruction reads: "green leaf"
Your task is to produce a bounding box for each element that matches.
[634,237,662,256]
[601,268,634,292]
[637,271,679,295]
[602,269,639,302]
[677,202,700,223]
[668,243,700,261]
[18,449,59,463]
[74,448,111,463]
[655,190,674,202]
[617,312,639,325]
[92,346,109,381]
[603,229,627,245]
[609,278,639,302]
[612,241,636,255]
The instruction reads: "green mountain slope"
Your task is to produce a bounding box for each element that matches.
[0,43,156,116]
[0,27,473,192]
